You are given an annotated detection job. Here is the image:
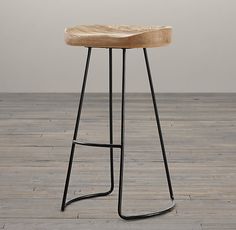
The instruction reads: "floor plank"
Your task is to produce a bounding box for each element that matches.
[0,93,236,229]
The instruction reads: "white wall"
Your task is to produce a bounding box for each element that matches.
[0,0,236,93]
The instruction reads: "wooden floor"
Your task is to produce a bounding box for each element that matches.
[0,93,236,229]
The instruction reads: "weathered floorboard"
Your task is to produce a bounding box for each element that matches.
[0,93,235,229]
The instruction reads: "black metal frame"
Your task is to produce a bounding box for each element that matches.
[61,47,175,220]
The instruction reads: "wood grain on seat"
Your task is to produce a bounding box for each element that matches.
[65,25,172,48]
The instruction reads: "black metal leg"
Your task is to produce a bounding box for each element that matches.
[143,48,174,200]
[118,48,126,218]
[117,48,175,220]
[108,48,115,193]
[61,47,114,211]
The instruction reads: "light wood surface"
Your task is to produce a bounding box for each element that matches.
[0,93,236,229]
[64,25,172,48]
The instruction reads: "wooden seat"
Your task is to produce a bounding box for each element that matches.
[65,25,172,48]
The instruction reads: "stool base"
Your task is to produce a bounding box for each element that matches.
[61,47,175,220]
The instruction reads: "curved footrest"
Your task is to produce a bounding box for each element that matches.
[61,189,113,211]
[118,199,176,220]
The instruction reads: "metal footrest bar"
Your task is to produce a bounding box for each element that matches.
[73,140,121,148]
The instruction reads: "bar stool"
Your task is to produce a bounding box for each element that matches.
[61,25,175,220]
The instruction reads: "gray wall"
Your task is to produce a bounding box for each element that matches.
[0,0,236,93]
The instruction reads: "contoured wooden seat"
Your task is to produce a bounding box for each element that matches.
[65,24,172,48]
